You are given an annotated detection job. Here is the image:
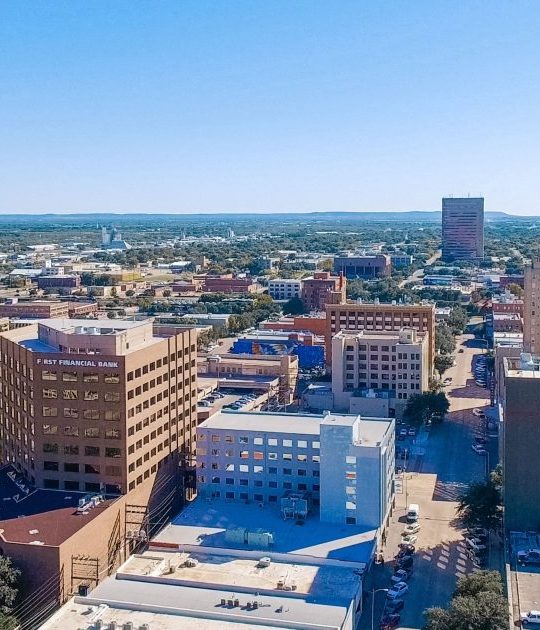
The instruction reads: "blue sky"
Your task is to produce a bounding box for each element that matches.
[1,1,539,215]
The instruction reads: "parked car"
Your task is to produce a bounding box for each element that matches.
[380,613,401,629]
[396,555,414,570]
[517,549,540,566]
[408,427,417,437]
[474,436,488,445]
[466,537,487,552]
[458,348,464,353]
[403,523,420,535]
[391,569,411,584]
[472,408,486,417]
[384,599,405,614]
[401,534,418,545]
[398,428,408,440]
[443,377,452,385]
[472,444,487,455]
[397,543,415,556]
[386,582,409,599]
[521,610,540,626]
[198,400,212,407]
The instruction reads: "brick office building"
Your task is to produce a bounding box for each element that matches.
[325,302,435,373]
[301,272,346,313]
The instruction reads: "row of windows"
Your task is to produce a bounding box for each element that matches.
[42,425,120,438]
[42,389,121,402]
[126,349,196,381]
[198,449,320,463]
[42,407,121,420]
[43,443,121,457]
[43,461,122,476]
[197,434,319,449]
[43,479,121,493]
[42,371,120,383]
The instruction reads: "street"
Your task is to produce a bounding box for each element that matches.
[359,334,495,630]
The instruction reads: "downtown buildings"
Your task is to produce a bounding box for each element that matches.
[441,196,484,262]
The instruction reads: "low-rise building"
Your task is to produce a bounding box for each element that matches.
[334,254,391,279]
[198,353,298,404]
[493,312,523,333]
[37,274,81,290]
[331,328,429,416]
[203,274,259,294]
[0,299,69,319]
[259,313,327,336]
[267,278,302,301]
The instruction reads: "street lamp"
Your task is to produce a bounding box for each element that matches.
[371,587,389,630]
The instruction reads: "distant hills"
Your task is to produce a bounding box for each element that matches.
[0,210,531,224]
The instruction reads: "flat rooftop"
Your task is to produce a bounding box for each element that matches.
[119,549,360,601]
[199,410,392,446]
[154,498,376,565]
[0,465,115,546]
[37,318,149,333]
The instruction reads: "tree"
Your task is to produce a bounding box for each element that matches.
[434,354,454,377]
[162,289,171,297]
[0,556,19,613]
[447,307,468,334]
[0,611,17,630]
[456,479,502,530]
[435,324,456,355]
[404,391,450,425]
[506,282,524,298]
[283,297,305,316]
[424,571,507,630]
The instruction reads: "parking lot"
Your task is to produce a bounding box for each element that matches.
[359,335,495,629]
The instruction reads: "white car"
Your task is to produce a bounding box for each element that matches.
[401,534,418,545]
[391,569,411,584]
[387,582,409,599]
[403,523,421,535]
[472,408,486,417]
[521,610,540,625]
[466,537,487,552]
[472,444,487,455]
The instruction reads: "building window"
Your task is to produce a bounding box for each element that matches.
[64,408,79,418]
[42,371,57,381]
[63,389,79,400]
[85,446,100,457]
[240,450,249,459]
[104,374,120,384]
[85,482,100,492]
[268,438,277,446]
[43,479,59,489]
[282,453,292,461]
[84,427,100,438]
[62,371,77,382]
[346,517,356,525]
[42,406,58,417]
[254,437,264,445]
[83,373,99,383]
[64,463,79,473]
[42,388,57,399]
[239,464,249,472]
[43,461,59,471]
[105,429,121,440]
[282,439,292,447]
[105,410,121,421]
[64,481,80,491]
[64,426,79,437]
[239,436,249,444]
[64,445,79,455]
[83,409,100,420]
[105,448,121,458]
[253,465,263,474]
[42,424,58,434]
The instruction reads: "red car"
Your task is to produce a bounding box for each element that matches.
[380,613,401,629]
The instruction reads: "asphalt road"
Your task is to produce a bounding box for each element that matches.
[359,334,494,630]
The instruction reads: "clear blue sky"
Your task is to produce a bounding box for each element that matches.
[1,1,539,215]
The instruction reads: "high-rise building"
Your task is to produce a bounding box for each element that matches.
[501,354,540,531]
[523,257,540,355]
[325,302,435,373]
[0,319,198,495]
[442,197,484,261]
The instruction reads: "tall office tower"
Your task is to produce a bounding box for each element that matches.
[0,319,198,494]
[523,257,540,354]
[442,197,484,261]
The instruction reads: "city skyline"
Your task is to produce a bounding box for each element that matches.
[1,1,540,215]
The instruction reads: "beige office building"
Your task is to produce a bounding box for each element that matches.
[331,329,429,416]
[0,319,198,495]
[326,302,435,373]
[523,257,540,355]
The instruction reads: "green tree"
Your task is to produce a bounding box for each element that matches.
[0,556,19,613]
[456,479,502,530]
[447,307,468,334]
[0,611,17,630]
[424,571,507,630]
[404,391,450,425]
[283,297,305,316]
[435,324,456,355]
[434,354,454,377]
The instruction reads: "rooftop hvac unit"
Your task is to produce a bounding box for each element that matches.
[185,557,199,568]
[122,623,133,630]
[138,626,149,630]
[257,557,271,568]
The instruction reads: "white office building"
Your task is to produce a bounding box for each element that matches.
[267,278,302,301]
[196,409,394,530]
